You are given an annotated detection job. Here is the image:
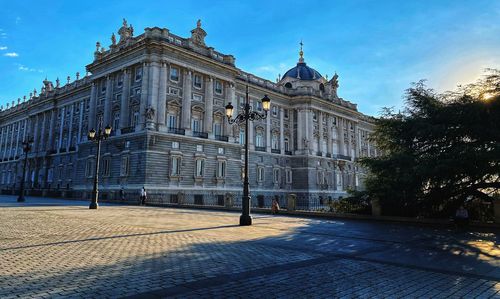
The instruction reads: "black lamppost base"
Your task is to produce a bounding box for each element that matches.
[89,202,98,209]
[17,196,25,202]
[239,214,252,226]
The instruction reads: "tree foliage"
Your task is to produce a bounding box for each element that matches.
[360,70,500,217]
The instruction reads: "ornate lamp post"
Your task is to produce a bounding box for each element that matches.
[17,137,33,202]
[225,85,270,226]
[87,121,112,209]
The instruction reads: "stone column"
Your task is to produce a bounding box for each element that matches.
[307,109,314,154]
[229,83,236,139]
[318,111,324,155]
[338,118,345,156]
[367,134,371,158]
[356,126,362,158]
[279,107,285,154]
[77,101,84,148]
[296,109,304,152]
[139,62,150,130]
[146,61,160,130]
[289,110,294,152]
[15,121,21,157]
[47,109,56,151]
[119,69,131,133]
[346,121,352,158]
[327,116,333,156]
[32,116,39,153]
[1,126,6,160]
[9,123,15,158]
[204,77,214,135]
[181,69,192,131]
[67,104,74,151]
[22,119,27,144]
[38,114,46,153]
[88,82,97,130]
[57,107,65,153]
[103,75,113,127]
[157,62,168,131]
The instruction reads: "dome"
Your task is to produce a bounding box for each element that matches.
[282,62,322,81]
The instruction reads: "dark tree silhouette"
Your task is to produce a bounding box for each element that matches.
[360,70,500,217]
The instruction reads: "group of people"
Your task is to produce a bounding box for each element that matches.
[119,186,147,205]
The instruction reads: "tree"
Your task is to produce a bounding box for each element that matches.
[360,70,500,217]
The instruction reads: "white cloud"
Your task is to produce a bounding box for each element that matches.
[0,46,7,50]
[4,52,18,57]
[15,17,21,25]
[17,64,43,72]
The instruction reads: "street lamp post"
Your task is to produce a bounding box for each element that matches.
[87,121,112,209]
[17,137,33,202]
[225,85,270,226]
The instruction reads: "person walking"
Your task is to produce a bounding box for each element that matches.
[140,187,147,206]
[119,187,125,202]
[271,197,280,215]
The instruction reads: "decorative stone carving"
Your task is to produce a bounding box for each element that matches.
[118,18,134,44]
[145,106,155,120]
[190,19,207,46]
[111,33,116,46]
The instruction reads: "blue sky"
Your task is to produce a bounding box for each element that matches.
[0,0,498,116]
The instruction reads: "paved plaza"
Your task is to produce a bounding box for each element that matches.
[0,196,499,298]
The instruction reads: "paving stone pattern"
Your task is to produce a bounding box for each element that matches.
[0,196,498,298]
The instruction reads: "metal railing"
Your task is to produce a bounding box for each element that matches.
[168,127,186,135]
[215,135,229,142]
[193,131,208,139]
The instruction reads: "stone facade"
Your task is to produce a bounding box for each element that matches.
[0,19,377,208]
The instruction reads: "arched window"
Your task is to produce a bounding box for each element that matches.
[285,82,292,89]
[319,83,325,92]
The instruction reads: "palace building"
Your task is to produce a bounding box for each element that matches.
[0,19,377,208]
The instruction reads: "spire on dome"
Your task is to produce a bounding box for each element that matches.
[299,40,304,63]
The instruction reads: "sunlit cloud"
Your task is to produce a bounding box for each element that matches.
[4,52,18,57]
[15,17,21,25]
[0,46,7,50]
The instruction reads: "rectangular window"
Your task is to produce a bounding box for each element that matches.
[257,167,264,182]
[271,135,279,150]
[172,141,179,149]
[214,123,222,136]
[192,94,203,101]
[171,156,181,176]
[117,74,123,87]
[272,106,278,117]
[284,109,289,119]
[120,156,129,176]
[192,119,200,132]
[196,145,203,152]
[217,160,226,178]
[256,101,263,111]
[47,168,54,182]
[135,67,142,81]
[113,113,120,131]
[85,160,93,178]
[286,169,292,184]
[284,138,290,152]
[193,74,202,88]
[131,111,139,127]
[218,147,224,154]
[215,80,223,94]
[256,133,264,147]
[239,129,245,145]
[273,169,280,184]
[168,115,177,129]
[195,159,204,177]
[170,67,179,81]
[102,158,111,177]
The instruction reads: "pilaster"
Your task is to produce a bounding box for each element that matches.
[181,69,192,131]
[204,76,214,135]
[157,62,168,131]
[119,68,131,133]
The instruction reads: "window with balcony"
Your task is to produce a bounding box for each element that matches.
[256,132,264,147]
[257,166,264,182]
[272,106,278,117]
[168,115,177,129]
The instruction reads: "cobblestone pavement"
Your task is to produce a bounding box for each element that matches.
[0,196,498,298]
